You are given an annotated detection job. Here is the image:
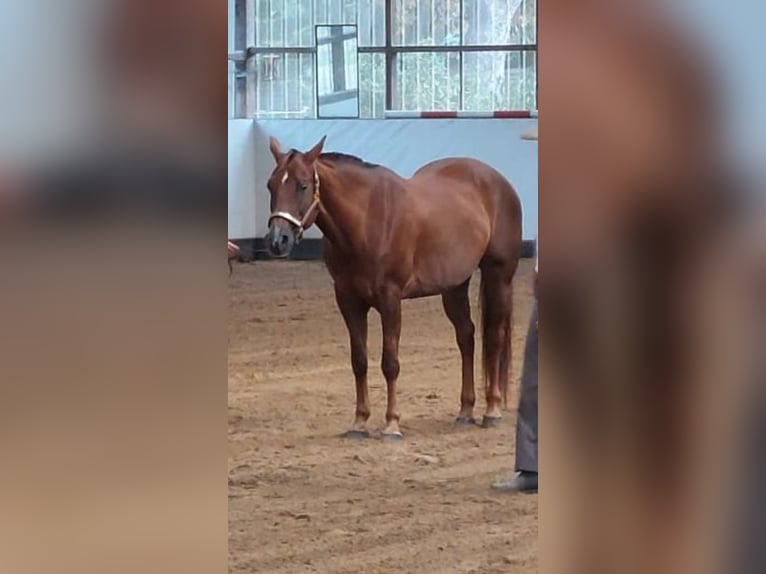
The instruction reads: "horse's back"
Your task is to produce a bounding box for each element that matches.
[412,158,518,201]
[410,157,520,221]
[324,156,521,299]
[412,156,500,181]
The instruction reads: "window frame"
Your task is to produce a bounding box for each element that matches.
[229,0,538,118]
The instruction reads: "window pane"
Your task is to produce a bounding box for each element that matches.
[317,30,358,96]
[358,53,385,118]
[317,44,334,96]
[253,53,314,118]
[394,52,460,110]
[462,50,536,111]
[315,0,357,25]
[344,39,358,90]
[393,0,460,46]
[462,0,536,45]
[254,0,314,47]
[357,0,386,46]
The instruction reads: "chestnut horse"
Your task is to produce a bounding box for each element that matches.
[264,136,522,438]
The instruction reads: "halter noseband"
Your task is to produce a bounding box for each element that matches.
[267,169,321,242]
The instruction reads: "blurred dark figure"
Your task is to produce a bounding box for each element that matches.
[542,2,753,573]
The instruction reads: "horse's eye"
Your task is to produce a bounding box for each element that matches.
[299,183,308,192]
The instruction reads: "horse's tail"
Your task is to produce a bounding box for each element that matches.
[500,311,511,408]
[479,272,511,408]
[479,273,490,402]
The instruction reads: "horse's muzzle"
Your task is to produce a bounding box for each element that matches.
[266,223,296,258]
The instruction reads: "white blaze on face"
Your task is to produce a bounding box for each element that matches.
[281,172,289,185]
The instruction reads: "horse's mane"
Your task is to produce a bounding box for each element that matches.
[284,148,379,169]
[319,152,379,169]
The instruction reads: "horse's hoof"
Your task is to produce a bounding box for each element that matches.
[381,431,404,442]
[481,415,502,429]
[455,416,477,427]
[343,429,371,439]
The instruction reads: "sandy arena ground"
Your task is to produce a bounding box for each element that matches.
[229,259,538,573]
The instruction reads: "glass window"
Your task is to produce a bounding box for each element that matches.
[392,0,461,46]
[254,0,315,47]
[253,53,315,118]
[235,0,538,118]
[462,50,536,111]
[357,0,386,46]
[316,44,334,96]
[462,0,536,44]
[344,39,358,90]
[315,0,358,25]
[358,53,386,118]
[316,27,358,96]
[394,52,461,110]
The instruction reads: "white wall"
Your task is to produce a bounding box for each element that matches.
[228,118,538,240]
[228,120,259,238]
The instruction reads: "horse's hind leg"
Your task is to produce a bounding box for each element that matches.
[479,264,514,427]
[442,280,477,425]
[336,288,371,439]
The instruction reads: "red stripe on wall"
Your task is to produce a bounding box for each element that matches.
[419,111,458,118]
[492,110,532,118]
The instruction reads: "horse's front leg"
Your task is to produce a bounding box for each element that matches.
[379,292,403,439]
[336,288,371,438]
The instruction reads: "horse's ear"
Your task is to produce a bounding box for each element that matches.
[269,136,283,162]
[305,135,327,163]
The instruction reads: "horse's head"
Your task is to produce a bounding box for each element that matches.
[264,136,326,258]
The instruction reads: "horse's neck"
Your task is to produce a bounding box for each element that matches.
[315,164,378,254]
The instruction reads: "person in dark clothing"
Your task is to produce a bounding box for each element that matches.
[492,243,538,494]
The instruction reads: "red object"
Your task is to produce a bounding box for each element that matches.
[384,110,537,119]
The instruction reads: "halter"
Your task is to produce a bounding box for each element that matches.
[267,168,321,242]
